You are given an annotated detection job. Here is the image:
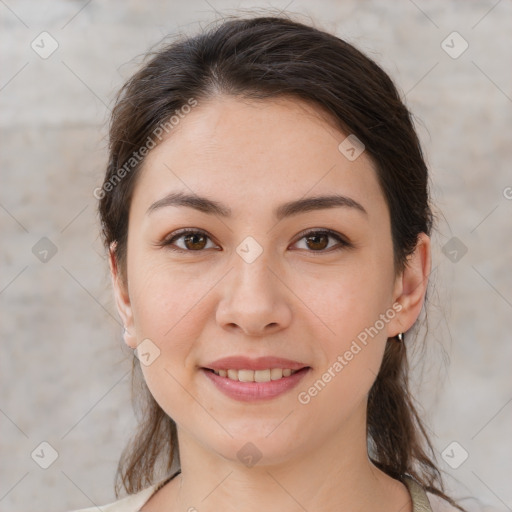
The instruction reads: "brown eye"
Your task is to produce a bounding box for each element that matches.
[305,233,329,251]
[293,229,351,253]
[163,229,217,252]
[162,228,351,254]
[182,232,208,250]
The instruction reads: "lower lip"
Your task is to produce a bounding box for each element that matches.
[201,367,310,402]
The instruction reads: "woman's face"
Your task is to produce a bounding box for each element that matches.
[114,95,420,466]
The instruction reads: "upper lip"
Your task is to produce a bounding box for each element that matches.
[203,356,309,371]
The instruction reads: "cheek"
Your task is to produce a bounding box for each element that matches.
[308,260,392,339]
[129,256,210,339]
[298,275,389,418]
[129,261,213,418]
[298,259,392,395]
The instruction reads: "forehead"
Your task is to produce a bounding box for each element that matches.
[131,95,387,222]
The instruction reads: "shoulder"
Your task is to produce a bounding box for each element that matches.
[69,470,181,512]
[427,491,509,512]
[68,484,158,512]
[426,492,461,512]
[402,475,461,512]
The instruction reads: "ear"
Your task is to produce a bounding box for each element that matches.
[388,232,431,337]
[109,243,137,349]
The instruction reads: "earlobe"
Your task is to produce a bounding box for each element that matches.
[389,233,431,337]
[109,243,137,349]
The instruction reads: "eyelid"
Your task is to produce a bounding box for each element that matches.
[290,228,352,253]
[159,228,219,251]
[293,228,351,246]
[159,227,352,253]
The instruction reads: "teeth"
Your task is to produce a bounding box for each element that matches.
[238,369,254,382]
[255,369,271,382]
[270,368,283,380]
[212,368,299,382]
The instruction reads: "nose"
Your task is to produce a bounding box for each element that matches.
[215,253,292,337]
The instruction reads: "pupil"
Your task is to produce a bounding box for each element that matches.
[307,234,327,250]
[186,234,206,250]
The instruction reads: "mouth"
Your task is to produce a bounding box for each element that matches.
[202,367,308,382]
[200,366,311,401]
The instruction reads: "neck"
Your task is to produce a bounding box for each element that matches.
[168,410,411,512]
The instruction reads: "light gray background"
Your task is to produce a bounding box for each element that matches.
[1,1,511,511]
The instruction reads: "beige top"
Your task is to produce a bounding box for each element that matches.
[71,472,461,512]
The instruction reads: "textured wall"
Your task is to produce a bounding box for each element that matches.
[1,1,511,511]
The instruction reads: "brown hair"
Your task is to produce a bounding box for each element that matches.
[99,13,464,510]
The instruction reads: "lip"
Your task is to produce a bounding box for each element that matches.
[203,356,308,371]
[202,366,311,402]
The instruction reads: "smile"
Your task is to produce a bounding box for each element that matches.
[210,368,300,382]
[201,367,310,401]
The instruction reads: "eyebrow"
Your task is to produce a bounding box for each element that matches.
[146,191,367,220]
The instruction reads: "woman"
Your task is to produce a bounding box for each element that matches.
[74,14,467,512]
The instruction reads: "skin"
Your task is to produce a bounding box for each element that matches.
[110,95,431,512]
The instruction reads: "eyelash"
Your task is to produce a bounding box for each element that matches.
[159,228,352,254]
